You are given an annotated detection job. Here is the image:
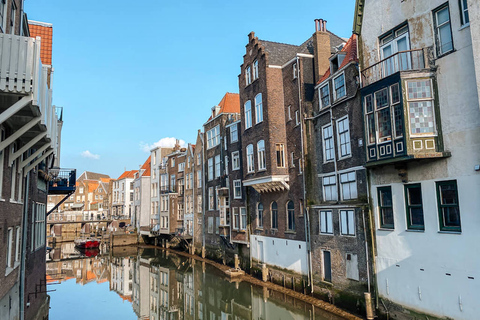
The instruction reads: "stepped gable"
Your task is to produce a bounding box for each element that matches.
[317,34,358,84]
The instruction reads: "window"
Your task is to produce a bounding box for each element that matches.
[333,73,346,100]
[9,1,15,34]
[178,162,185,172]
[232,151,240,170]
[406,79,436,136]
[170,175,176,192]
[434,4,453,56]
[320,211,333,234]
[208,217,213,234]
[240,207,247,230]
[253,60,259,80]
[378,186,394,229]
[293,63,297,79]
[380,24,410,76]
[436,180,461,232]
[405,184,424,230]
[207,125,220,149]
[319,84,330,109]
[245,66,251,86]
[6,227,13,268]
[208,158,213,181]
[295,110,300,126]
[275,144,285,168]
[287,201,295,231]
[340,210,355,236]
[197,195,202,212]
[255,94,263,124]
[257,203,263,228]
[197,170,202,188]
[233,180,242,199]
[323,124,334,162]
[230,124,238,143]
[233,208,239,230]
[34,203,46,249]
[215,155,221,178]
[459,0,469,25]
[208,187,214,210]
[197,154,201,165]
[375,88,392,142]
[323,175,338,201]
[257,140,266,170]
[287,105,292,120]
[79,187,84,194]
[337,117,351,158]
[340,172,357,200]
[0,0,6,32]
[171,158,175,167]
[271,202,278,229]
[246,144,254,173]
[244,101,252,129]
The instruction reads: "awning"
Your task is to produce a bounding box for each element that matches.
[242,175,289,193]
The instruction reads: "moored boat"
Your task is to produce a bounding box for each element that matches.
[74,238,100,249]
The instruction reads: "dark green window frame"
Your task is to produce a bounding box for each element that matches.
[378,186,394,229]
[436,180,461,232]
[404,184,424,230]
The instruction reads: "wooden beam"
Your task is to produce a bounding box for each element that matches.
[0,116,41,153]
[19,143,50,169]
[0,95,33,125]
[9,131,47,166]
[24,149,53,176]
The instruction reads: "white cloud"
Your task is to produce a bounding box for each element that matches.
[81,150,100,160]
[140,137,186,153]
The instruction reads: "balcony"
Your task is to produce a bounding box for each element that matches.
[48,168,76,194]
[0,33,60,171]
[243,175,289,193]
[361,48,432,87]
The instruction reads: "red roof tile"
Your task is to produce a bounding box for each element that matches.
[317,34,358,85]
[140,156,151,177]
[117,170,136,180]
[207,93,240,121]
[28,21,53,66]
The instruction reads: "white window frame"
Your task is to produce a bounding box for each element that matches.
[208,187,214,211]
[340,210,355,236]
[434,4,454,56]
[214,155,221,178]
[253,60,259,80]
[405,79,436,137]
[293,62,297,79]
[460,0,469,26]
[336,116,351,159]
[232,151,240,171]
[233,208,239,230]
[208,158,213,181]
[246,144,254,173]
[257,140,266,171]
[245,66,252,86]
[290,152,295,167]
[340,171,357,200]
[240,207,247,230]
[322,124,335,163]
[197,170,202,188]
[319,210,333,235]
[0,0,6,33]
[6,227,13,269]
[244,101,252,129]
[230,124,238,143]
[319,83,330,109]
[206,125,220,149]
[333,72,346,101]
[255,93,263,124]
[233,180,242,199]
[257,203,264,228]
[287,105,292,120]
[323,175,338,201]
[178,162,185,172]
[295,110,300,126]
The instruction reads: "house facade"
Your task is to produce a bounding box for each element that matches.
[134,156,151,235]
[354,0,480,318]
[112,170,136,220]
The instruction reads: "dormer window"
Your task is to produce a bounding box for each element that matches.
[330,53,346,74]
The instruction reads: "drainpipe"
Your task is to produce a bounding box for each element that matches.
[19,0,24,36]
[201,134,206,256]
[19,171,30,320]
[297,56,313,290]
[192,153,195,253]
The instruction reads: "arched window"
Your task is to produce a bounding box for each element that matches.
[257,203,264,228]
[271,201,278,229]
[246,144,254,173]
[257,140,266,170]
[244,101,252,129]
[287,201,295,231]
[255,93,263,123]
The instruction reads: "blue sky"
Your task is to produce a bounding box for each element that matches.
[25,0,355,179]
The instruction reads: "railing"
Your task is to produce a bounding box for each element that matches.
[48,168,76,194]
[361,48,429,87]
[0,33,59,157]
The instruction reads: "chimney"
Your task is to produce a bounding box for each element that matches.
[313,19,331,83]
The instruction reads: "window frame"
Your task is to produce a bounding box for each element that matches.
[319,83,330,109]
[257,140,266,171]
[240,207,247,230]
[322,124,335,163]
[340,171,357,200]
[340,210,355,236]
[405,78,437,137]
[319,210,333,235]
[275,144,285,168]
[257,203,264,229]
[436,180,461,232]
[255,93,263,124]
[336,116,351,159]
[271,201,278,229]
[295,110,300,126]
[231,151,240,171]
[323,175,338,201]
[333,72,346,101]
[230,124,238,143]
[293,62,297,79]
[246,144,254,173]
[378,186,394,229]
[208,187,214,211]
[253,60,259,80]
[404,183,425,230]
[233,180,242,199]
[214,155,221,179]
[459,0,469,26]
[206,125,220,149]
[245,66,252,86]
[207,158,213,181]
[433,3,454,57]
[244,101,252,129]
[286,201,295,231]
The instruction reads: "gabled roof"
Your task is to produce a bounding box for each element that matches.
[207,93,240,121]
[140,156,151,177]
[117,170,136,180]
[88,182,99,193]
[317,34,358,85]
[28,20,53,65]
[77,171,111,182]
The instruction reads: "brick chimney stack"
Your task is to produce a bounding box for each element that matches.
[313,19,331,83]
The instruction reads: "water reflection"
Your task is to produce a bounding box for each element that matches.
[46,244,345,320]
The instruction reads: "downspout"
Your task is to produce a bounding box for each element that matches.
[19,171,30,320]
[19,0,24,36]
[201,134,206,256]
[297,56,313,290]
[192,153,195,253]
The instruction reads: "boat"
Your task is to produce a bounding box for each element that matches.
[74,238,100,249]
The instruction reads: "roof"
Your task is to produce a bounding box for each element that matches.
[117,170,136,180]
[100,178,112,183]
[207,92,240,121]
[258,31,345,66]
[28,20,53,65]
[88,182,99,193]
[140,156,151,177]
[317,34,358,84]
[77,171,111,182]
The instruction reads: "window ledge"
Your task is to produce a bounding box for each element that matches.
[0,198,4,202]
[405,229,424,233]
[319,233,334,236]
[257,168,267,172]
[377,228,394,232]
[459,23,470,31]
[438,230,461,235]
[285,231,296,234]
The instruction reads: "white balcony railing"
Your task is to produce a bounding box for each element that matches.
[0,33,60,158]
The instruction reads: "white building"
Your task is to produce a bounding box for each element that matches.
[112,170,136,219]
[355,0,480,319]
[133,156,151,234]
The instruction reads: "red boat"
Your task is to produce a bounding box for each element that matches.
[74,238,100,249]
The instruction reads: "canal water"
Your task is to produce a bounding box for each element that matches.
[46,243,347,320]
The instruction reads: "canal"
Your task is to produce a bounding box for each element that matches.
[46,243,348,320]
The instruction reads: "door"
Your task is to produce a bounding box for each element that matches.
[323,250,332,282]
[380,32,411,76]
